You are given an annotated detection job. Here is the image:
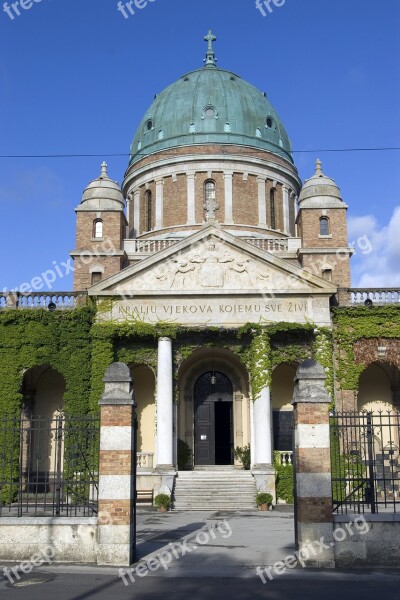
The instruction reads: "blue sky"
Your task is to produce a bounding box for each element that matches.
[0,0,399,290]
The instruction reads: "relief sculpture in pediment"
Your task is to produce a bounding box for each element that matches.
[155,242,270,290]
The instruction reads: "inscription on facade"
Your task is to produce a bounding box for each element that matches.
[99,296,332,327]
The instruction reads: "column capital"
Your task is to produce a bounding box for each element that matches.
[158,336,172,343]
[100,362,135,406]
[293,359,331,405]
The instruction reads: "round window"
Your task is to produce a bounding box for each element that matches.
[205,107,215,118]
[266,117,273,128]
[147,120,153,131]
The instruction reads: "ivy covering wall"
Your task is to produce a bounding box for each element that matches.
[332,305,400,391]
[0,307,337,416]
[0,308,94,416]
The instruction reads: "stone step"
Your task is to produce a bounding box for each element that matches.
[173,470,257,511]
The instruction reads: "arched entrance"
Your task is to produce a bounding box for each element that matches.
[194,371,234,466]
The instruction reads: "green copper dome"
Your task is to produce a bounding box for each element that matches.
[129,32,293,165]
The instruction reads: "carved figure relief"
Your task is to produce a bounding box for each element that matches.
[154,240,271,290]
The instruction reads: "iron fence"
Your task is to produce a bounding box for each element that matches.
[330,411,400,514]
[0,412,100,517]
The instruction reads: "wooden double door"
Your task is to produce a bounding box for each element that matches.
[194,371,234,466]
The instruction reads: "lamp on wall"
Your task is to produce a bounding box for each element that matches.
[210,357,217,386]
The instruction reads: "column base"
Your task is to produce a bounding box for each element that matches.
[155,464,175,472]
[154,468,176,496]
[252,464,276,500]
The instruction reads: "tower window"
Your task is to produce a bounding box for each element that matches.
[270,189,276,230]
[93,219,103,239]
[320,216,330,236]
[144,191,152,232]
[322,269,332,282]
[91,272,102,285]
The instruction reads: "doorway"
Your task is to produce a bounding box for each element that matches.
[194,371,233,466]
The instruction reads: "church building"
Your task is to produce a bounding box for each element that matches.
[2,32,399,510]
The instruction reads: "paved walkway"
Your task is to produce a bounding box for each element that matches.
[135,508,295,578]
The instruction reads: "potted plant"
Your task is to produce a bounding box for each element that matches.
[154,493,171,513]
[256,492,273,511]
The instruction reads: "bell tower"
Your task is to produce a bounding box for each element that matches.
[297,160,353,287]
[71,162,127,291]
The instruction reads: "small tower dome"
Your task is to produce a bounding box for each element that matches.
[78,162,125,211]
[299,160,346,209]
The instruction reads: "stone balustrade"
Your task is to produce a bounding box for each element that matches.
[136,452,154,470]
[338,288,400,306]
[0,292,87,310]
[124,236,295,256]
[277,450,293,465]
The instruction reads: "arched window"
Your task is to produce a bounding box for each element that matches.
[204,180,216,219]
[320,216,330,236]
[270,189,276,230]
[204,180,216,202]
[144,191,152,232]
[93,219,103,239]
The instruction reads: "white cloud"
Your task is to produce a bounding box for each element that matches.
[348,207,400,287]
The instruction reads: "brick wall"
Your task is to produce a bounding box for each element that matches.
[233,174,258,225]
[163,174,187,227]
[299,208,349,248]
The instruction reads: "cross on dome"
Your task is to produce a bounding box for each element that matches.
[315,159,323,176]
[100,161,108,178]
[204,30,217,67]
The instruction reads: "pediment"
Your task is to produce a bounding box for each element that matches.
[90,226,336,297]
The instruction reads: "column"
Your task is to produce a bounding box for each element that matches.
[125,193,132,238]
[293,359,335,568]
[224,171,234,224]
[252,383,276,498]
[155,178,164,229]
[282,185,290,234]
[97,362,136,566]
[291,191,298,237]
[156,337,174,470]
[234,392,244,452]
[133,190,140,238]
[253,385,273,467]
[186,172,196,225]
[257,177,267,226]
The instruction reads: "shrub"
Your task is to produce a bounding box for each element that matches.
[273,451,294,504]
[234,444,251,470]
[177,439,192,470]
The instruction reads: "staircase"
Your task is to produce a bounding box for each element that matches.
[172,468,257,511]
